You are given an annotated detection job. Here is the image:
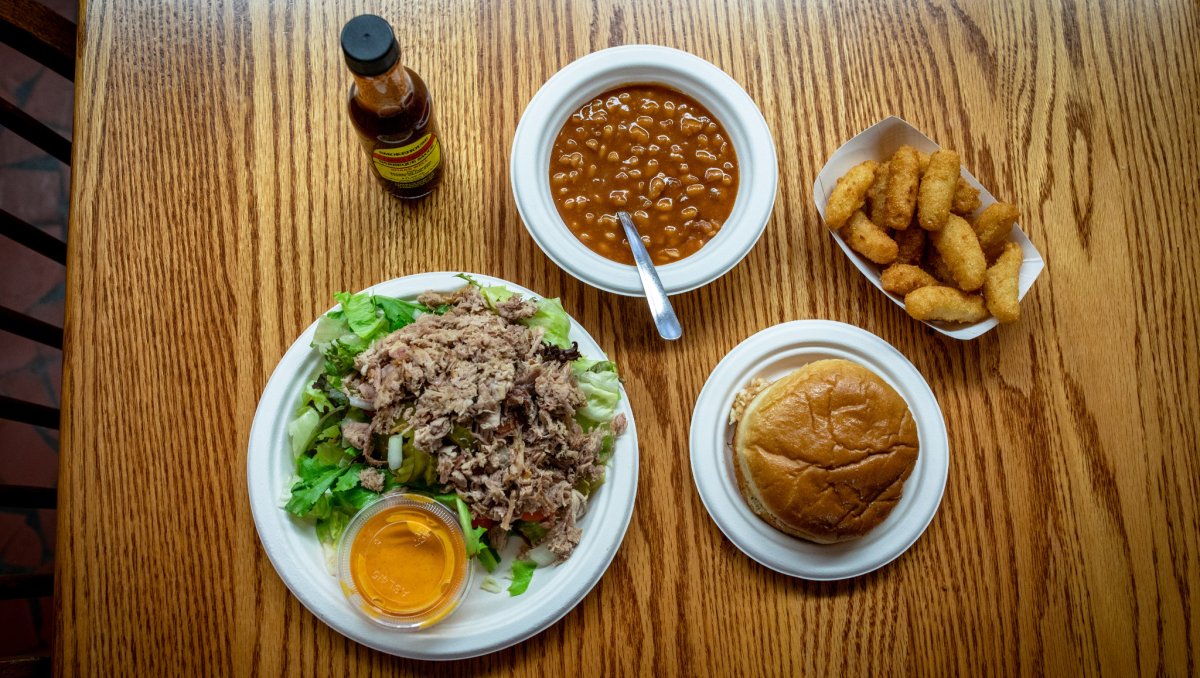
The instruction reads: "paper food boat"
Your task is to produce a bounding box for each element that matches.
[812,116,1045,340]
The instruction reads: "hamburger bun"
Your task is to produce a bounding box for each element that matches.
[731,359,918,543]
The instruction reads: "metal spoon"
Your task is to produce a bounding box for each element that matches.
[617,211,682,340]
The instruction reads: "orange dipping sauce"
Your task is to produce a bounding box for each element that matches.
[347,501,468,623]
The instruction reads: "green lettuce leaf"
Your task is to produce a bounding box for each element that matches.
[332,485,381,512]
[476,541,500,573]
[333,463,364,492]
[285,457,349,517]
[312,313,349,349]
[320,332,367,377]
[572,359,622,427]
[334,291,386,339]
[597,432,615,464]
[327,464,380,514]
[313,440,349,466]
[433,493,489,560]
[287,409,321,457]
[315,510,351,545]
[373,296,427,330]
[394,444,438,487]
[453,495,487,558]
[508,559,537,596]
[301,384,333,413]
[525,297,571,348]
[311,493,332,520]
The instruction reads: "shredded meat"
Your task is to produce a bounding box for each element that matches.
[347,286,610,560]
[358,467,385,492]
[611,412,628,436]
[341,421,372,453]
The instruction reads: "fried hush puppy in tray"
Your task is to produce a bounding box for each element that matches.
[917,150,960,231]
[881,145,921,230]
[929,214,987,291]
[825,160,879,230]
[881,264,939,296]
[904,286,990,324]
[824,143,1027,326]
[842,211,898,264]
[984,242,1022,323]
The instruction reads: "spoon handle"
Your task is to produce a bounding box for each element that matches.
[617,211,682,341]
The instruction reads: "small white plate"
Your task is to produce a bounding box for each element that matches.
[689,320,947,580]
[247,273,639,660]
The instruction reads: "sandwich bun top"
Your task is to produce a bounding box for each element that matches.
[731,359,919,544]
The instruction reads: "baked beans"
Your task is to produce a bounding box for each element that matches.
[549,84,739,265]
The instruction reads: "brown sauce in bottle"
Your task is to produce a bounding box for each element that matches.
[342,15,444,199]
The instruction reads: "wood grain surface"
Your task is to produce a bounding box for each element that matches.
[57,0,1199,675]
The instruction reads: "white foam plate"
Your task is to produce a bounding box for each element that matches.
[247,272,639,660]
[689,320,947,580]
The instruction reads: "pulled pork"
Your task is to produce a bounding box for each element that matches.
[344,286,609,560]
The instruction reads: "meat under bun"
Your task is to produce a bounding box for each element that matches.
[732,359,919,544]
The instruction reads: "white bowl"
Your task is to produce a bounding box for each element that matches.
[511,45,778,297]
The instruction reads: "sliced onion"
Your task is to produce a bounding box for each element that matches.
[526,543,558,567]
[387,435,404,470]
[348,395,374,410]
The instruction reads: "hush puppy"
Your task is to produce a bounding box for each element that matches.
[917,150,960,231]
[842,211,898,264]
[866,161,891,225]
[882,264,940,296]
[881,145,921,230]
[930,214,987,291]
[825,160,878,230]
[905,286,990,323]
[973,202,1020,257]
[952,178,982,215]
[984,241,1023,323]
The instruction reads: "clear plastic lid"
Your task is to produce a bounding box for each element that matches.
[337,492,472,629]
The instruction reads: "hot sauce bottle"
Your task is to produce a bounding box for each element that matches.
[340,15,444,199]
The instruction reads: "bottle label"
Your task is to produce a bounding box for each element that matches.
[371,134,441,188]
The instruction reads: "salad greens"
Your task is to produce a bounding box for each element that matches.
[507,559,538,596]
[284,280,623,596]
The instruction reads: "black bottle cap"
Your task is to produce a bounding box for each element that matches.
[341,15,400,76]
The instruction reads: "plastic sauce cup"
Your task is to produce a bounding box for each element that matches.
[337,493,471,629]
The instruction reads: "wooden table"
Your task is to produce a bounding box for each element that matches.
[57,0,1198,675]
